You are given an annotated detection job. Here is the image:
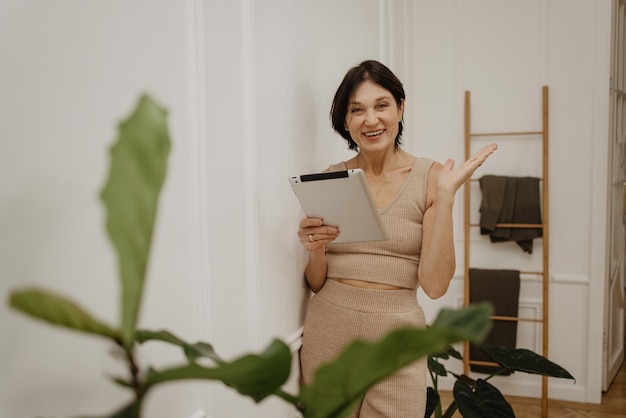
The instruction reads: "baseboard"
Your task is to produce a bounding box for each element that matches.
[435,376,590,404]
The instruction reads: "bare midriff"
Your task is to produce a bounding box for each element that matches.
[329,277,407,290]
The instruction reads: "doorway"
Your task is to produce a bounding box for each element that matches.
[602,0,626,392]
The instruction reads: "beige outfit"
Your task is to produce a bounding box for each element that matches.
[300,158,434,418]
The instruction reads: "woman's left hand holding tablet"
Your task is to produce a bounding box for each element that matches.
[298,217,340,251]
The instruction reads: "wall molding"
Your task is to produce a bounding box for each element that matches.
[187,0,215,412]
[188,0,212,344]
[378,0,393,64]
[587,0,613,403]
[453,272,591,286]
[518,299,543,353]
[550,273,590,285]
[240,0,263,351]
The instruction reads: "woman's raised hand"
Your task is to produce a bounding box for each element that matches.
[437,143,498,196]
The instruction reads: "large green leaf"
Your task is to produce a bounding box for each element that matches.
[8,288,119,340]
[299,303,493,418]
[143,339,292,403]
[135,329,224,364]
[100,94,171,349]
[482,346,575,381]
[429,303,493,341]
[453,379,514,418]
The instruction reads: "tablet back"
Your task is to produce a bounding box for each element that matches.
[288,169,389,243]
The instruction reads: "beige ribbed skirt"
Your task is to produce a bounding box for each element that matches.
[300,279,426,418]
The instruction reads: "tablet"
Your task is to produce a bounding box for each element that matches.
[288,169,389,243]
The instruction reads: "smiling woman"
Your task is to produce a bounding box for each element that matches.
[295,60,497,417]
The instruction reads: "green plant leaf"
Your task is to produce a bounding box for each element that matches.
[453,379,514,418]
[135,329,224,364]
[425,387,439,418]
[144,339,291,403]
[299,304,493,418]
[100,94,171,349]
[430,303,493,342]
[450,372,476,387]
[8,288,119,340]
[428,358,448,377]
[446,345,463,360]
[481,346,576,381]
[106,402,141,418]
[109,376,133,388]
[430,344,463,361]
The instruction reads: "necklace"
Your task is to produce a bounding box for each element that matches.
[373,178,388,198]
[357,154,388,198]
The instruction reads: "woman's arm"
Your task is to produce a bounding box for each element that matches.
[418,143,498,299]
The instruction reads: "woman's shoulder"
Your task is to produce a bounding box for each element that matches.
[326,161,349,172]
[406,154,439,173]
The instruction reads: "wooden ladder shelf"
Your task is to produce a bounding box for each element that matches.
[463,86,550,417]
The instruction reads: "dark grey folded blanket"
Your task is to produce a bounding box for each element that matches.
[479,175,542,254]
[469,268,521,375]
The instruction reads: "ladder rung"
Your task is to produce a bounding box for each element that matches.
[469,178,544,182]
[469,223,543,228]
[490,315,544,323]
[468,270,544,275]
[468,360,500,367]
[470,131,543,137]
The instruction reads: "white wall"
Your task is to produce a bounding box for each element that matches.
[0,0,613,417]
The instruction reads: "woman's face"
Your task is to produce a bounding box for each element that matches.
[345,80,404,154]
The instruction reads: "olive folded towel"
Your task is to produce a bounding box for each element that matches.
[469,268,521,375]
[479,175,542,254]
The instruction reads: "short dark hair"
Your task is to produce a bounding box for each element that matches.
[330,60,406,151]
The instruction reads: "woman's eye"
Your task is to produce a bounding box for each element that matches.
[377,103,389,109]
[350,108,363,113]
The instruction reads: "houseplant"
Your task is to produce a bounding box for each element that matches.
[425,343,575,417]
[8,94,494,418]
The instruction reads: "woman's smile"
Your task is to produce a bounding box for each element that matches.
[363,129,385,138]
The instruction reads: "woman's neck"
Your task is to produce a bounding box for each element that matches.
[356,148,403,176]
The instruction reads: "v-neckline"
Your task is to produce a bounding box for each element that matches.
[341,159,419,213]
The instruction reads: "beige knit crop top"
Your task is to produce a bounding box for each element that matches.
[325,157,434,290]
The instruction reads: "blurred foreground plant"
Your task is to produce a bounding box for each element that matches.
[8,95,493,418]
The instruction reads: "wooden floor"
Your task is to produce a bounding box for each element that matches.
[438,361,626,417]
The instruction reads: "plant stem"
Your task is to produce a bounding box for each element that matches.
[484,368,508,381]
[274,389,305,412]
[116,338,144,402]
[442,401,458,418]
